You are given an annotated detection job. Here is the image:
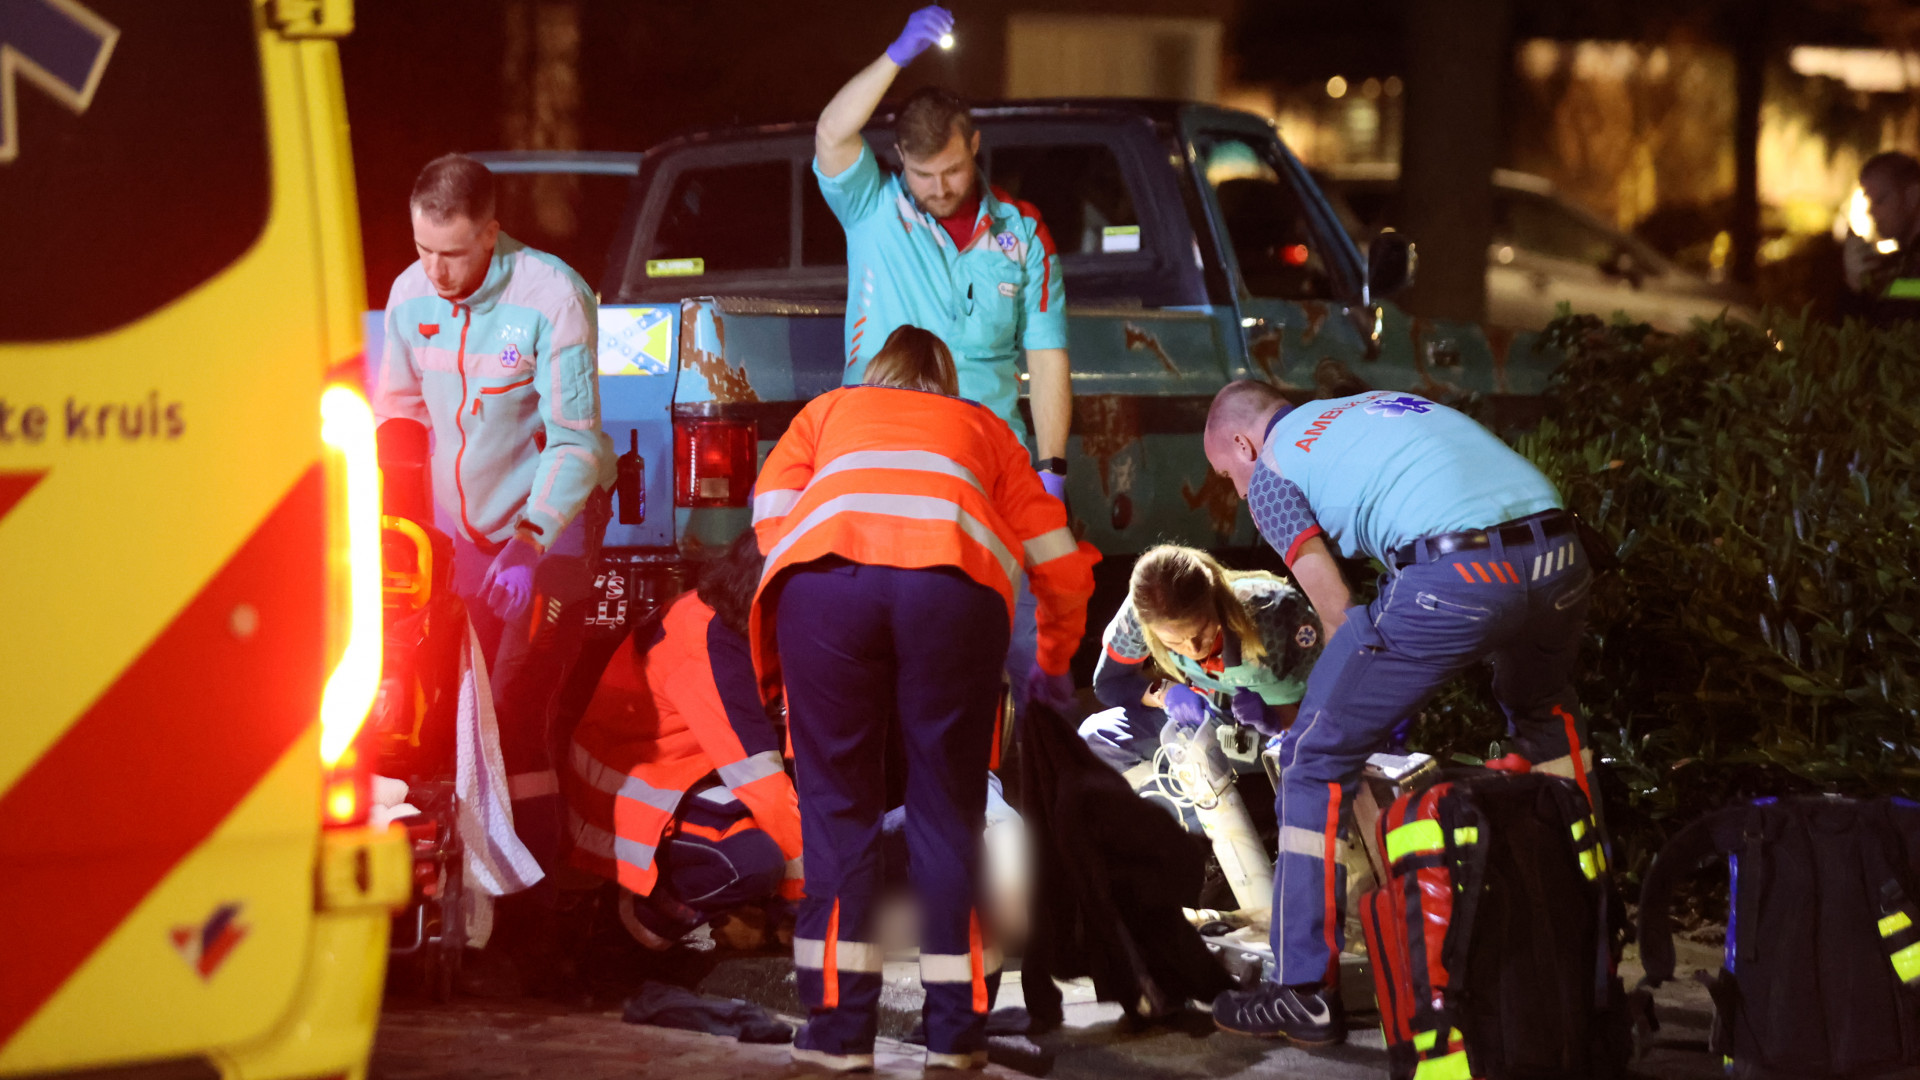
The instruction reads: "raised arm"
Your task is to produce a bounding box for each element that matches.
[816,6,953,178]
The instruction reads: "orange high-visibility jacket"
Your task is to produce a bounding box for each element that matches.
[568,591,803,900]
[749,385,1099,696]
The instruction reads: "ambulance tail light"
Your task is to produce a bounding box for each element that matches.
[319,385,382,828]
[673,417,756,508]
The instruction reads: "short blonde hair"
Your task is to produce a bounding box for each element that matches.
[864,325,958,396]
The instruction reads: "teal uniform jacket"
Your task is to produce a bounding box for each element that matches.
[813,140,1067,441]
[1098,575,1323,715]
[376,234,617,547]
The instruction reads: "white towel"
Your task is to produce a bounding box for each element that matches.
[454,615,545,946]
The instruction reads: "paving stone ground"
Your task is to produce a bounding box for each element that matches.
[369,937,1730,1079]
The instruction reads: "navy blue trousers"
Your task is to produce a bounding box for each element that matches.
[1273,526,1593,986]
[777,561,1010,1058]
[628,788,789,940]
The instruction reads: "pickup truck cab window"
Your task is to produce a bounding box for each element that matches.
[990,143,1141,257]
[1194,133,1335,302]
[651,160,792,274]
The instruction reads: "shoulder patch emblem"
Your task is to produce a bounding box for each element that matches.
[1295,624,1318,649]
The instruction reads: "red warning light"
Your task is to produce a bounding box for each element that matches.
[1283,244,1311,266]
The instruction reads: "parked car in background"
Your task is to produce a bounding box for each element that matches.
[1317,164,1754,333]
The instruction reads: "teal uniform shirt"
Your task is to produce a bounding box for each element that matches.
[813,140,1067,441]
[1250,391,1562,567]
[1101,575,1323,709]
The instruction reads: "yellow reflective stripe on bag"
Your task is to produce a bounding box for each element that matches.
[1882,911,1913,938]
[1578,847,1602,880]
[1414,1049,1472,1080]
[1453,827,1479,847]
[1386,819,1445,863]
[1892,941,1920,984]
[1412,1029,1438,1052]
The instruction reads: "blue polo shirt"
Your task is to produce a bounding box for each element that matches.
[1248,391,1563,567]
[814,140,1067,440]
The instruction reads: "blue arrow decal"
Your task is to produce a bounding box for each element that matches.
[0,0,118,164]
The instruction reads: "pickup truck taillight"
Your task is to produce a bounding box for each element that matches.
[674,417,756,508]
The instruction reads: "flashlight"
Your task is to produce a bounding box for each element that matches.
[939,32,955,49]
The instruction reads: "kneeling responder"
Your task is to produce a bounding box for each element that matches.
[751,326,1098,1070]
[567,532,802,949]
[1080,545,1322,913]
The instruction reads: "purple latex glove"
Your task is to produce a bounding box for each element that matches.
[1231,687,1285,737]
[1038,468,1067,501]
[886,5,953,66]
[1163,684,1209,728]
[481,535,541,620]
[1026,665,1076,716]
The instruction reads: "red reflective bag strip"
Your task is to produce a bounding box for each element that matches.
[1555,704,1592,804]
[1416,787,1454,997]
[0,468,326,1045]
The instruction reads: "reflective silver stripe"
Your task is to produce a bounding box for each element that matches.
[694,785,743,806]
[813,449,985,496]
[568,811,658,870]
[920,948,1004,983]
[1022,526,1077,567]
[793,937,885,973]
[1279,825,1327,858]
[717,750,785,790]
[785,855,805,879]
[570,740,682,814]
[766,492,1021,589]
[506,769,559,800]
[753,488,801,522]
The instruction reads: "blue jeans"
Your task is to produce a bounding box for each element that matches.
[1273,526,1593,986]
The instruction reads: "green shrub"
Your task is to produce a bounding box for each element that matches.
[1418,312,1920,879]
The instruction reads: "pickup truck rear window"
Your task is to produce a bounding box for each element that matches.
[990,144,1141,257]
[649,161,791,275]
[1197,134,1334,301]
[0,0,269,342]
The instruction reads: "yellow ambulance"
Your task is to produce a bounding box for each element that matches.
[0,1,409,1077]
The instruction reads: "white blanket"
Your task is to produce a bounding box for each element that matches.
[454,616,545,946]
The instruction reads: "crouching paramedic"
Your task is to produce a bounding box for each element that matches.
[750,326,1098,1070]
[1080,544,1322,913]
[567,531,802,948]
[1201,381,1595,1046]
[374,153,616,879]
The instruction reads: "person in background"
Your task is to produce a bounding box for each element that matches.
[814,5,1073,718]
[374,153,615,988]
[1845,151,1920,324]
[566,532,802,951]
[750,326,1097,1071]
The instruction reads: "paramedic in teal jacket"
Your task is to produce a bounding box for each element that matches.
[814,5,1071,717]
[374,154,616,899]
[1202,380,1596,1048]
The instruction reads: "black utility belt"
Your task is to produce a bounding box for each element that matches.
[1390,510,1575,569]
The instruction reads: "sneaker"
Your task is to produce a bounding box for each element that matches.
[1211,982,1345,1045]
[789,1045,876,1072]
[925,1049,988,1070]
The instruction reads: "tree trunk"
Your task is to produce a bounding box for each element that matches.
[1399,0,1512,323]
[1729,0,1769,288]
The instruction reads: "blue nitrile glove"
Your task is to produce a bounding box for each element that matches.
[1231,686,1285,737]
[1388,715,1414,752]
[886,5,953,66]
[1026,664,1077,716]
[480,535,541,620]
[1038,468,1067,501]
[1163,684,1208,729]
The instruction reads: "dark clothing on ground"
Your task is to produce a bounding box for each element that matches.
[622,981,793,1044]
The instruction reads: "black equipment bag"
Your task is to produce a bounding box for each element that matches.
[1361,770,1630,1080]
[1638,796,1920,1079]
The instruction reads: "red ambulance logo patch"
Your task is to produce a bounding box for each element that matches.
[170,902,248,980]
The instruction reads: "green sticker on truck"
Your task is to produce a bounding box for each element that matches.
[647,258,705,277]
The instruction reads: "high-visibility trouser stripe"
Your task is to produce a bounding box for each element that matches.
[1279,824,1328,858]
[811,449,986,496]
[794,937,884,974]
[1022,526,1078,566]
[507,769,559,800]
[1386,818,1444,863]
[764,492,1021,591]
[717,750,785,789]
[753,488,801,523]
[921,948,1005,983]
[569,811,659,871]
[1414,1049,1472,1080]
[570,740,683,814]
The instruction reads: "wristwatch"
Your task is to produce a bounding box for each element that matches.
[1039,456,1069,475]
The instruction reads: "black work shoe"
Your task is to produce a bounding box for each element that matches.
[1211,983,1346,1045]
